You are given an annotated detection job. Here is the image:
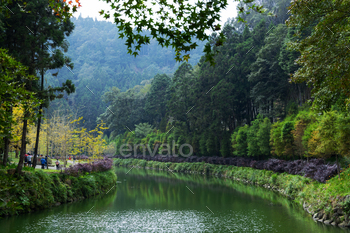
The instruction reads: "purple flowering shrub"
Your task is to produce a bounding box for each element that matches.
[114,154,338,182]
[65,158,113,176]
[262,158,338,182]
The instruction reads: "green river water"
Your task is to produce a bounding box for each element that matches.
[1,167,349,233]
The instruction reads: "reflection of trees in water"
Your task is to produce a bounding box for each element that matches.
[115,167,301,216]
[116,169,316,228]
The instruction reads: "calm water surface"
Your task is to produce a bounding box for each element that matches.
[1,167,348,233]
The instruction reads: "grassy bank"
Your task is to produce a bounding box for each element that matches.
[0,169,117,217]
[115,158,350,227]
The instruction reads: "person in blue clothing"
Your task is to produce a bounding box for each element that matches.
[45,155,48,169]
[41,157,46,169]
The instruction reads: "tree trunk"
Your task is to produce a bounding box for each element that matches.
[33,104,42,168]
[15,145,19,158]
[46,119,49,157]
[3,106,12,166]
[33,68,44,168]
[298,84,302,106]
[16,111,29,174]
[336,154,340,179]
[3,137,10,166]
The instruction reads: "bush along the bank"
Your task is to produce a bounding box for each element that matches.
[114,154,337,183]
[0,169,117,217]
[115,158,350,227]
[64,158,113,176]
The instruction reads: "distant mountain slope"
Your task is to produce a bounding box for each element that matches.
[47,16,205,129]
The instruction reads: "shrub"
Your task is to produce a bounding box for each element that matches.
[270,121,284,157]
[65,158,113,176]
[270,174,278,184]
[247,115,262,157]
[281,121,295,158]
[232,125,248,157]
[257,118,272,158]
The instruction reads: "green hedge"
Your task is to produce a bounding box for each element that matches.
[0,169,117,216]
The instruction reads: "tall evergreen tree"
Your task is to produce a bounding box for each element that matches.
[0,0,75,172]
[248,24,289,119]
[144,74,171,126]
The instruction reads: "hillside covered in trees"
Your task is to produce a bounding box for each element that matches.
[102,0,350,174]
[47,16,206,130]
[103,0,303,149]
[1,0,350,175]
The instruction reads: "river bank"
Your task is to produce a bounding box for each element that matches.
[0,169,117,217]
[114,158,350,228]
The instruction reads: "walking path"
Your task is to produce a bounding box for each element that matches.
[32,160,76,170]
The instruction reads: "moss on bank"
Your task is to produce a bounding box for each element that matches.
[0,169,117,217]
[114,158,350,227]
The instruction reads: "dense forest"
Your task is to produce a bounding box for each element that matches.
[47,17,206,130]
[103,0,350,170]
[1,0,350,174]
[104,0,305,152]
[3,1,350,230]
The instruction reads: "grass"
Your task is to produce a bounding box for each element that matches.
[297,164,350,214]
[0,167,117,217]
[38,169,62,173]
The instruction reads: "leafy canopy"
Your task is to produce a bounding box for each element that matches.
[1,0,269,64]
[287,0,350,111]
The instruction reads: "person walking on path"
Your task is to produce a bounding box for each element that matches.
[55,159,60,170]
[73,155,76,164]
[41,157,46,169]
[45,155,49,169]
[27,153,32,167]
